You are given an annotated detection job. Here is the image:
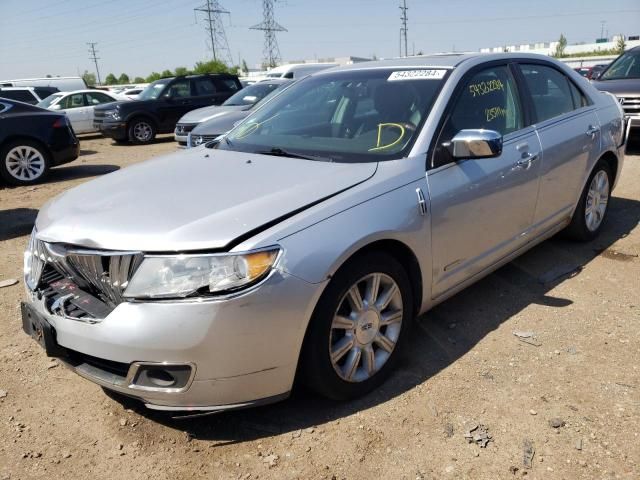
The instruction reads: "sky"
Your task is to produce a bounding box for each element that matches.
[0,0,639,80]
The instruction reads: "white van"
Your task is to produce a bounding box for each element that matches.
[265,63,337,79]
[0,76,87,92]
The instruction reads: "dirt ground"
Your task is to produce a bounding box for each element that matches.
[0,134,639,480]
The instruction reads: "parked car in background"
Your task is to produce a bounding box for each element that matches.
[21,53,624,412]
[37,90,121,134]
[574,66,591,78]
[119,88,144,100]
[264,62,337,79]
[0,99,79,185]
[175,78,290,146]
[0,76,87,91]
[588,63,609,80]
[592,46,640,137]
[0,86,58,105]
[93,73,243,144]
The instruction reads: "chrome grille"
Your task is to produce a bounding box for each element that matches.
[618,96,640,116]
[26,232,142,307]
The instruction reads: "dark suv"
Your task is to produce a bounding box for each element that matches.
[93,73,242,144]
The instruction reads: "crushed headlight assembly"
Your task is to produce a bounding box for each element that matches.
[124,248,280,299]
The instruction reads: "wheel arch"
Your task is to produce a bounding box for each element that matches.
[126,113,158,130]
[0,135,52,158]
[598,149,619,187]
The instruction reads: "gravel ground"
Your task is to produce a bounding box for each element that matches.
[0,134,639,480]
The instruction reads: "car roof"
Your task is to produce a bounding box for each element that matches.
[55,89,116,95]
[322,52,562,73]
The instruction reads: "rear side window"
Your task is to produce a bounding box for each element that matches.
[193,77,217,96]
[519,64,579,122]
[568,81,589,108]
[214,78,240,92]
[60,93,86,109]
[85,92,115,105]
[0,90,36,103]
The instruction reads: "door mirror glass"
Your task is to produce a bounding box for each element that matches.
[50,104,61,111]
[448,129,503,159]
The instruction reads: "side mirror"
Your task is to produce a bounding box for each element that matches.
[448,129,502,159]
[50,104,62,111]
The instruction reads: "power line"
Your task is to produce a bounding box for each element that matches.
[399,0,408,57]
[87,42,102,85]
[194,0,233,65]
[250,0,287,69]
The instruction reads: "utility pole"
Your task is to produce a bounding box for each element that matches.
[250,0,287,69]
[600,20,606,40]
[87,42,102,85]
[194,0,233,65]
[399,0,408,57]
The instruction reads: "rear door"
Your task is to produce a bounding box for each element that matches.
[517,63,601,234]
[428,63,543,298]
[60,93,91,133]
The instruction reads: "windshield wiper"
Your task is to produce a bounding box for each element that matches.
[255,147,332,162]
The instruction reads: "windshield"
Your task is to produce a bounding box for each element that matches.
[37,93,63,109]
[223,82,286,106]
[601,50,640,80]
[137,79,170,100]
[216,68,447,162]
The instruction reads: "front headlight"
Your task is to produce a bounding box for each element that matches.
[123,248,280,299]
[104,109,121,121]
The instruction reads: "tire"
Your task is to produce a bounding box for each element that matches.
[301,252,413,400]
[127,117,156,144]
[564,160,613,241]
[0,139,51,186]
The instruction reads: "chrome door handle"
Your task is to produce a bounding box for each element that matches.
[513,152,539,170]
[586,125,600,137]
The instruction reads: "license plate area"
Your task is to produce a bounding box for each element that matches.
[21,302,67,358]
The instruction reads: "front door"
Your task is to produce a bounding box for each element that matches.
[428,64,542,298]
[61,93,91,133]
[157,79,194,130]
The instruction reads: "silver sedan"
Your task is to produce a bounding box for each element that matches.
[22,53,625,412]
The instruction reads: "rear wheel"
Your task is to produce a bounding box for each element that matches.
[127,118,156,144]
[301,252,413,400]
[564,160,612,241]
[0,140,50,186]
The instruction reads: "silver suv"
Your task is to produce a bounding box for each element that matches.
[22,53,625,412]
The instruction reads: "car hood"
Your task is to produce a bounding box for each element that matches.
[191,109,250,136]
[36,148,377,252]
[592,78,640,97]
[178,105,247,124]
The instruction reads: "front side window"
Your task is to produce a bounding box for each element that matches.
[60,93,85,109]
[433,65,523,167]
[216,68,447,162]
[600,49,640,80]
[137,80,171,100]
[165,80,191,98]
[520,64,576,122]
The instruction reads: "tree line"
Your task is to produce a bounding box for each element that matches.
[82,59,248,87]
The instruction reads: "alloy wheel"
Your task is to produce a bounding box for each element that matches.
[585,170,609,232]
[329,273,403,383]
[5,146,46,182]
[133,122,153,142]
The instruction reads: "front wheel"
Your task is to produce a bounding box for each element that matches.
[127,118,156,144]
[301,252,413,400]
[0,140,51,186]
[564,160,613,241]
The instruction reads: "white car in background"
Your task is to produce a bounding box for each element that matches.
[37,89,121,134]
[119,87,144,100]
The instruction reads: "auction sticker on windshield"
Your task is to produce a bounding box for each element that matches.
[388,69,447,81]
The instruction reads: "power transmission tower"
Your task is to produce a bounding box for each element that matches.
[399,0,408,57]
[250,0,287,69]
[194,0,233,66]
[87,42,102,85]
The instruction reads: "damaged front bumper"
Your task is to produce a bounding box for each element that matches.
[22,268,324,411]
